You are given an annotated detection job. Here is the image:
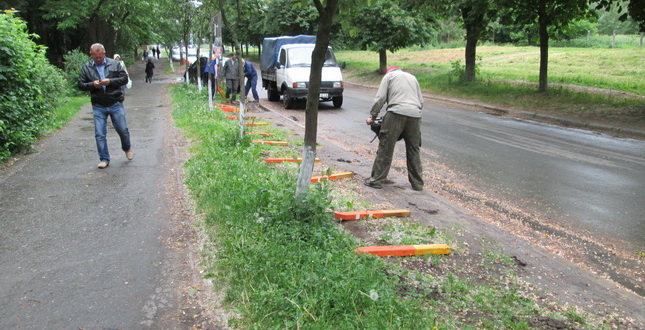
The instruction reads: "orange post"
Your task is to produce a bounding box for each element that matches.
[355,244,450,257]
[245,122,269,126]
[252,140,288,146]
[227,116,255,120]
[334,209,410,220]
[311,172,354,183]
[245,132,274,136]
[265,158,320,163]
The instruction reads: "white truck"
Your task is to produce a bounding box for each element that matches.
[260,35,344,109]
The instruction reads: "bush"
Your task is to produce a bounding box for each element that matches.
[0,10,66,162]
[63,49,89,96]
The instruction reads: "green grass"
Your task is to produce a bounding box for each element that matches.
[43,96,89,134]
[337,45,644,124]
[170,84,614,329]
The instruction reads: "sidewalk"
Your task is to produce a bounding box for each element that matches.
[0,57,214,328]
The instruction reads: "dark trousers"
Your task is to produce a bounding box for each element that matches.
[370,112,424,189]
[226,79,239,101]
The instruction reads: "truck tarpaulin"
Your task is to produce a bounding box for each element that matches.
[260,35,316,71]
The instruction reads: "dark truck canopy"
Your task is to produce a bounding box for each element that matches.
[260,35,316,71]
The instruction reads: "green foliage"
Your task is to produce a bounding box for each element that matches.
[260,0,318,37]
[171,84,437,328]
[449,56,481,84]
[349,1,432,53]
[63,49,89,96]
[0,10,67,162]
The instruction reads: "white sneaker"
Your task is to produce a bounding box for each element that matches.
[98,161,109,169]
[125,149,134,160]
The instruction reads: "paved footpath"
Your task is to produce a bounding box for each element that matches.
[0,57,215,328]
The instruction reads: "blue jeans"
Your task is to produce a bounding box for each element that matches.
[245,74,259,101]
[92,102,131,162]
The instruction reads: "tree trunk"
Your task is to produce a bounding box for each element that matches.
[460,2,488,83]
[538,1,549,93]
[295,0,338,197]
[464,30,478,83]
[378,49,387,75]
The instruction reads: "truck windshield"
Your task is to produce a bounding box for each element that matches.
[287,47,338,68]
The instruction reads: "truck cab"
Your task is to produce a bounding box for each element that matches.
[261,36,344,109]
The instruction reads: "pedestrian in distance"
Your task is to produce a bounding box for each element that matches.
[156,47,160,59]
[222,53,239,104]
[78,43,133,169]
[364,66,424,191]
[143,49,148,62]
[242,58,259,102]
[145,58,155,83]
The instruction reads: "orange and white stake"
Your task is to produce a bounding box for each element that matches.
[334,209,410,220]
[265,158,320,163]
[311,172,353,183]
[245,132,274,136]
[252,140,288,146]
[355,244,450,257]
[227,116,255,120]
[245,122,268,126]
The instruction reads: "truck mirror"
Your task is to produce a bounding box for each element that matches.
[340,61,346,69]
[276,62,282,69]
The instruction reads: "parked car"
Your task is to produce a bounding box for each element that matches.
[171,46,181,61]
[187,44,198,64]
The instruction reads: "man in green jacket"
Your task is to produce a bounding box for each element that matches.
[365,66,424,191]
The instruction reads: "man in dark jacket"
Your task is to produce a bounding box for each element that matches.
[78,43,133,169]
[242,58,259,102]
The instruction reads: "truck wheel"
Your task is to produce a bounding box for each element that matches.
[267,89,280,102]
[283,90,294,109]
[332,96,343,108]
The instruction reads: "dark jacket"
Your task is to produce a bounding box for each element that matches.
[78,57,128,106]
[145,60,155,75]
[243,61,257,78]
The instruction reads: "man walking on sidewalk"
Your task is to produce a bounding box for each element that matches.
[78,43,134,168]
[364,66,424,191]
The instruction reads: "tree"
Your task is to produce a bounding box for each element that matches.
[458,0,496,82]
[261,0,318,37]
[295,0,339,197]
[595,0,644,33]
[499,0,592,92]
[350,1,431,74]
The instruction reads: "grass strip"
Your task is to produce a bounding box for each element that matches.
[42,96,89,134]
[171,84,615,329]
[171,85,434,328]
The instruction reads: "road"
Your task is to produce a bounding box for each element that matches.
[263,84,645,256]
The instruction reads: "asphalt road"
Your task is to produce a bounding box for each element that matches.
[0,59,195,329]
[265,85,645,254]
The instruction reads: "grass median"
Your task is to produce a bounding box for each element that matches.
[170,84,622,328]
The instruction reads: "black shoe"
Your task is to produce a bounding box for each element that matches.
[412,185,424,191]
[364,178,382,189]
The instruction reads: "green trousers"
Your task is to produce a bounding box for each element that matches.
[370,112,424,190]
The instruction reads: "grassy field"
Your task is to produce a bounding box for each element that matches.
[170,84,625,328]
[337,46,644,95]
[337,46,644,129]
